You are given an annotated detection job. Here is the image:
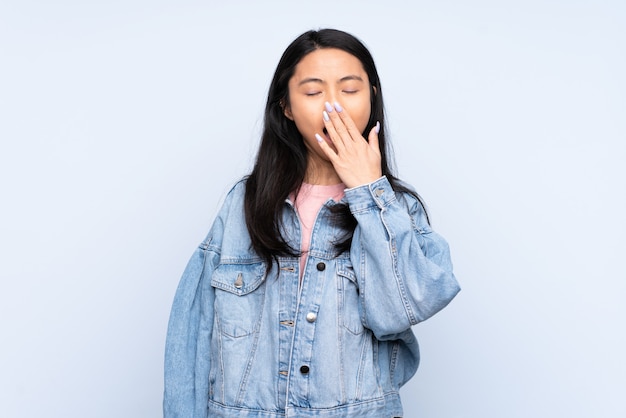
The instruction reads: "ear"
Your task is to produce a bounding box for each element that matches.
[280,99,294,121]
[372,85,377,96]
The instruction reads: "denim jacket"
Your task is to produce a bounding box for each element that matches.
[164,176,460,417]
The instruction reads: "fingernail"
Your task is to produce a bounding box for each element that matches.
[324,102,334,113]
[315,133,324,143]
[375,121,380,134]
[323,110,330,122]
[334,102,343,112]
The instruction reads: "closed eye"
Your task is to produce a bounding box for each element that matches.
[305,92,322,96]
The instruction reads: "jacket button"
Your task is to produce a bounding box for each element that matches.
[234,273,243,289]
[316,262,326,271]
[306,312,317,323]
[300,365,310,374]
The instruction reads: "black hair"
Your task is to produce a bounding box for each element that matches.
[244,28,425,267]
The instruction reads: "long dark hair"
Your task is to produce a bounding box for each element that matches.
[244,28,424,267]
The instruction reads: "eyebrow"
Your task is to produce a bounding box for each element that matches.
[298,75,364,86]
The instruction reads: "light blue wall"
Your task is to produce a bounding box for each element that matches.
[1,1,624,417]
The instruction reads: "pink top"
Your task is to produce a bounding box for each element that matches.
[292,182,345,277]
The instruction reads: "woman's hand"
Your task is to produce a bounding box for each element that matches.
[315,101,382,189]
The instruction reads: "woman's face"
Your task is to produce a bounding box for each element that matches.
[284,48,372,160]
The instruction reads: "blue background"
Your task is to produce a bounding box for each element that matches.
[1,1,624,416]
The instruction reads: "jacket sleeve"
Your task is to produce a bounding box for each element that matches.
[345,176,460,341]
[163,241,218,417]
[163,189,233,418]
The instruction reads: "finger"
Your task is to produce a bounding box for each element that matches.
[322,107,347,153]
[333,102,364,142]
[324,102,351,146]
[315,132,340,161]
[367,121,381,151]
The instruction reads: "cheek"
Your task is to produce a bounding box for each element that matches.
[289,99,321,126]
[292,109,321,133]
[351,101,372,133]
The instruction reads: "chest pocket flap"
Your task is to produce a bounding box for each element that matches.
[211,261,267,338]
[211,261,266,295]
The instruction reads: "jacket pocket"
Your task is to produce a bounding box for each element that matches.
[211,261,266,338]
[336,258,365,335]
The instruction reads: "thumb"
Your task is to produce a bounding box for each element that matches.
[367,121,381,151]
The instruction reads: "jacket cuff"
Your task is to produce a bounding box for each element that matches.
[344,176,396,213]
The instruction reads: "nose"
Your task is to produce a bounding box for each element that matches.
[328,92,337,105]
[326,91,339,109]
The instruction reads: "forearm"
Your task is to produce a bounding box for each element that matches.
[346,177,460,339]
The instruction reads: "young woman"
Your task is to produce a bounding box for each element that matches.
[164,28,460,418]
